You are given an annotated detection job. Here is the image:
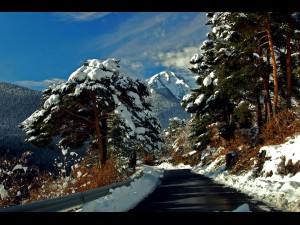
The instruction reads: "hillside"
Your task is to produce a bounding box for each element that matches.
[0,82,61,170]
[0,82,41,151]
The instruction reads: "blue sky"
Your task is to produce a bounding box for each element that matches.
[0,12,209,90]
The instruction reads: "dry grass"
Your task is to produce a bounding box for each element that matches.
[66,156,127,193]
[277,156,300,176]
[28,156,128,203]
[259,110,300,146]
[207,129,259,175]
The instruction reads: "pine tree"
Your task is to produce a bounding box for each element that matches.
[19,59,162,167]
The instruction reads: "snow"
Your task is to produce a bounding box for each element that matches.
[114,104,136,134]
[202,72,216,87]
[259,135,300,177]
[43,94,60,109]
[190,54,201,63]
[188,150,197,156]
[127,91,143,108]
[12,164,28,173]
[61,149,68,156]
[68,59,118,82]
[0,184,8,200]
[77,171,82,178]
[81,166,162,212]
[192,134,300,212]
[203,75,212,87]
[194,94,205,105]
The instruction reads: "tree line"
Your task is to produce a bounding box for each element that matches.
[181,12,300,151]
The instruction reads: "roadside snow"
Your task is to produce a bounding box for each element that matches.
[192,134,300,212]
[0,184,8,200]
[80,135,300,212]
[81,166,162,212]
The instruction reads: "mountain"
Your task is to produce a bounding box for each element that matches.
[146,71,197,129]
[0,82,41,151]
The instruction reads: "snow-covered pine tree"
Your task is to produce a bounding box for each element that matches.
[181,12,236,150]
[19,58,162,167]
[183,12,300,152]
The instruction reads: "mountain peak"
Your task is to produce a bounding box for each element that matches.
[146,71,197,100]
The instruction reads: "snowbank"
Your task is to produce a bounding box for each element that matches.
[192,134,300,212]
[81,166,162,212]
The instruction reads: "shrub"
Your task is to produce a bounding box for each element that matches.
[66,156,127,193]
[28,156,128,204]
[0,151,42,207]
[142,155,155,166]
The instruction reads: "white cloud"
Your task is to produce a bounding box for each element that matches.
[53,12,111,22]
[15,78,65,90]
[151,46,200,71]
[119,58,145,79]
[88,13,208,57]
[83,12,208,75]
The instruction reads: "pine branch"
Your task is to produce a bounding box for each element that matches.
[260,41,270,47]
[63,108,94,126]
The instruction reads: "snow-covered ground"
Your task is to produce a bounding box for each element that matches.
[192,134,300,212]
[80,134,300,212]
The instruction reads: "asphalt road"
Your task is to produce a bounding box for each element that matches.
[129,169,281,212]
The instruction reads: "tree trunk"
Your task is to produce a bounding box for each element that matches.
[91,93,104,167]
[100,115,108,163]
[265,13,279,115]
[258,33,273,122]
[255,93,263,129]
[129,150,137,171]
[286,15,292,109]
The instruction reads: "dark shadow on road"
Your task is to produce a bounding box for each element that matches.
[129,169,281,212]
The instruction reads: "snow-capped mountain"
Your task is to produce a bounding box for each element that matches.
[146,71,197,129]
[146,71,197,100]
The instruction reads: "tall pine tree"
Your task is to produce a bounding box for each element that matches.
[20,59,162,167]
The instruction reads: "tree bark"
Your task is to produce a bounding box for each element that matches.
[100,115,108,163]
[91,93,104,167]
[255,93,263,129]
[286,14,292,109]
[265,13,279,115]
[257,32,273,122]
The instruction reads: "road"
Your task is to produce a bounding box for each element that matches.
[129,169,281,212]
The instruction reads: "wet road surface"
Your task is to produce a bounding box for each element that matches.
[129,169,281,212]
